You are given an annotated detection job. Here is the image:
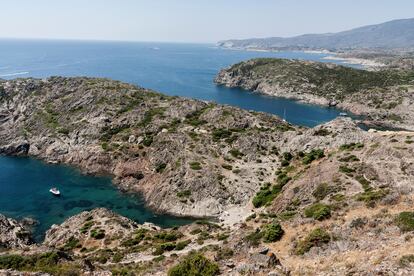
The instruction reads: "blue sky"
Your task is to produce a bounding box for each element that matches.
[1,0,413,43]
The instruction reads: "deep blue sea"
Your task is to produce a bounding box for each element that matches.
[0,39,359,126]
[0,40,359,239]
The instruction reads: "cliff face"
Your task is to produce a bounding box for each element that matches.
[1,77,413,275]
[0,77,299,218]
[215,58,414,130]
[0,214,33,249]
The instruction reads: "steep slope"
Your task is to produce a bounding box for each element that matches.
[0,77,296,218]
[218,18,414,50]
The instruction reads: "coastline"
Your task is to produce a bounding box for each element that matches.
[322,55,386,69]
[217,45,385,70]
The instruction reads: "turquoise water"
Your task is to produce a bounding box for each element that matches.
[0,40,360,239]
[0,156,193,241]
[0,39,358,127]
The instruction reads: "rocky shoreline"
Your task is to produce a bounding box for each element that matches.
[1,77,414,275]
[215,58,414,131]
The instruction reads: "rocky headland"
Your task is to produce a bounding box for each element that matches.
[215,58,414,130]
[0,77,413,275]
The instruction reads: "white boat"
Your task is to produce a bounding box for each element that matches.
[339,112,348,117]
[49,187,61,196]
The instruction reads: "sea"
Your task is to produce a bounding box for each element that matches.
[0,39,361,240]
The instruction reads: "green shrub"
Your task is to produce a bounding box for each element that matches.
[189,162,202,170]
[314,128,331,136]
[154,231,182,242]
[215,247,234,260]
[304,203,331,220]
[177,190,191,198]
[168,252,219,276]
[252,183,279,208]
[356,189,388,206]
[339,143,364,151]
[395,212,414,232]
[185,110,207,126]
[338,155,360,162]
[221,164,233,170]
[278,211,297,221]
[80,220,94,234]
[303,149,325,165]
[155,163,167,173]
[400,254,414,267]
[63,236,80,251]
[339,165,355,174]
[112,252,124,263]
[0,252,76,274]
[175,240,192,251]
[281,159,290,167]
[244,230,263,246]
[90,229,105,239]
[295,228,331,255]
[312,183,333,200]
[140,108,165,126]
[142,135,153,147]
[262,221,284,242]
[229,149,244,158]
[212,128,232,141]
[101,142,109,151]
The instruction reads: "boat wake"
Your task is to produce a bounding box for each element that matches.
[0,71,29,77]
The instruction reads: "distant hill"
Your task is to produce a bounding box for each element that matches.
[218,18,414,50]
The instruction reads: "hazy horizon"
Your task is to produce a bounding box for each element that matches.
[1,0,413,43]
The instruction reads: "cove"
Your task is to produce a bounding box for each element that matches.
[0,40,361,127]
[0,156,193,241]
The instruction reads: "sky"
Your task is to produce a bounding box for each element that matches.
[0,0,413,43]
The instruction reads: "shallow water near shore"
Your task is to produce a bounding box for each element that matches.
[0,40,362,238]
[0,156,193,241]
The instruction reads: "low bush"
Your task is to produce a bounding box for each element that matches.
[155,163,167,173]
[303,149,325,165]
[295,228,330,255]
[262,221,284,242]
[177,190,191,198]
[244,230,263,246]
[356,189,388,207]
[90,228,105,239]
[338,154,360,162]
[189,162,202,170]
[395,212,414,232]
[212,128,232,141]
[339,143,364,151]
[400,254,414,267]
[304,203,331,220]
[312,183,333,201]
[168,252,219,276]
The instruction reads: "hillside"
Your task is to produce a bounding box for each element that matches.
[218,18,414,51]
[215,58,414,130]
[0,77,413,275]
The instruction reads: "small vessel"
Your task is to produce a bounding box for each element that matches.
[282,108,287,122]
[49,187,61,196]
[339,112,348,117]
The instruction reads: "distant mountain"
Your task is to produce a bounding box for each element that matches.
[218,18,414,50]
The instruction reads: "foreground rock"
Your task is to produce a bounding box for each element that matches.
[0,214,33,249]
[215,58,414,130]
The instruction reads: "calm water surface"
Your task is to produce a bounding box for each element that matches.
[0,39,359,126]
[0,156,193,241]
[0,40,360,238]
